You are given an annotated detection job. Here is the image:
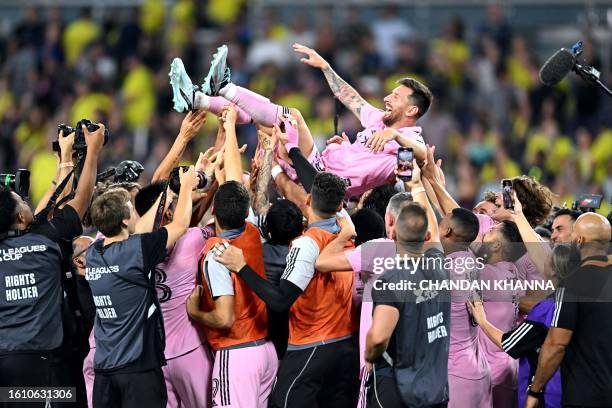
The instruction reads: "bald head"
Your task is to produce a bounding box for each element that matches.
[572,213,611,257]
[574,213,611,243]
[73,236,94,255]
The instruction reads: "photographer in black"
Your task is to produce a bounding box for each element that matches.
[0,123,105,407]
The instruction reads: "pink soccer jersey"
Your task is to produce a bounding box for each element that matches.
[158,227,212,359]
[320,103,425,197]
[478,261,521,407]
[446,251,492,407]
[344,238,395,371]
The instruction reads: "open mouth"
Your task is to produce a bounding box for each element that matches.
[384,104,392,113]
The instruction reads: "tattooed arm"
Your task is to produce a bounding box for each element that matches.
[294,43,367,119]
[252,130,275,216]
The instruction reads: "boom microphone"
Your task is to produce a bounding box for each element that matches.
[539,48,575,86]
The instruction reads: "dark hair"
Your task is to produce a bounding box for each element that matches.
[310,172,346,217]
[0,187,18,234]
[511,175,554,227]
[483,191,497,203]
[550,244,580,280]
[90,189,131,237]
[498,220,525,262]
[397,78,433,118]
[552,208,581,223]
[362,185,398,220]
[352,209,386,246]
[266,199,304,245]
[214,181,250,230]
[534,226,552,239]
[395,203,428,247]
[135,181,166,217]
[450,207,479,243]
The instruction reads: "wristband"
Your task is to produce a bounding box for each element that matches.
[271,165,284,180]
[59,162,74,168]
[411,186,426,195]
[527,385,544,399]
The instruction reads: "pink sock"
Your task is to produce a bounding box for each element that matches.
[195,92,252,124]
[220,84,285,127]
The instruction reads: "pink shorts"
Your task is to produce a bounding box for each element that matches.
[448,374,492,408]
[211,341,278,408]
[163,343,213,408]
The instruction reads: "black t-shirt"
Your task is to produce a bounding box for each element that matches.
[30,204,83,242]
[96,228,168,374]
[372,248,450,407]
[552,256,612,406]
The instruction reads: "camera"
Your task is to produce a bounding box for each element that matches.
[572,194,602,213]
[168,166,208,194]
[0,169,30,198]
[97,160,144,183]
[53,119,109,154]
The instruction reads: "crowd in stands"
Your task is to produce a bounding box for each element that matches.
[0,2,609,211]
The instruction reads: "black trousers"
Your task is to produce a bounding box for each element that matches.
[269,338,359,408]
[365,371,448,408]
[0,352,52,408]
[49,350,88,408]
[93,367,167,408]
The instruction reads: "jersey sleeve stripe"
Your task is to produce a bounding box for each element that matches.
[281,247,300,280]
[552,287,565,327]
[502,323,534,352]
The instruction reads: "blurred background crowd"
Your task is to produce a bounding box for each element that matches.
[0,0,610,212]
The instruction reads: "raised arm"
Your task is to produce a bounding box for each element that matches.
[293,43,367,118]
[163,166,197,249]
[421,145,459,214]
[220,105,243,183]
[35,130,76,214]
[65,124,105,219]
[271,160,309,215]
[252,128,276,216]
[405,161,440,243]
[152,110,207,182]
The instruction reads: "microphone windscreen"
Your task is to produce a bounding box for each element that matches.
[539,49,575,86]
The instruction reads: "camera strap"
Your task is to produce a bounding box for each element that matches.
[33,170,75,224]
[153,180,170,231]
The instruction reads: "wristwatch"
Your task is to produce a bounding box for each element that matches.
[527,384,544,399]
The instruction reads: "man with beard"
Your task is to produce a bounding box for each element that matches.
[550,208,581,245]
[169,44,430,197]
[475,220,524,408]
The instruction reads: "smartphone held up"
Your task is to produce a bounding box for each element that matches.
[501,179,514,210]
[397,147,414,182]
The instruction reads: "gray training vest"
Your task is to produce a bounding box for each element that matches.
[0,232,64,352]
[86,235,161,370]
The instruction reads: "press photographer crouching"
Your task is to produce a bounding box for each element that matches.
[0,123,106,407]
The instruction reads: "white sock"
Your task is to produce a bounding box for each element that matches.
[219,82,237,100]
[194,92,210,110]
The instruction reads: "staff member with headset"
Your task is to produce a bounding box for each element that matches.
[0,124,105,406]
[85,167,197,408]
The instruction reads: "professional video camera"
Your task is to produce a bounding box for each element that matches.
[97,160,144,183]
[52,119,109,154]
[0,169,30,198]
[572,194,603,213]
[168,166,208,194]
